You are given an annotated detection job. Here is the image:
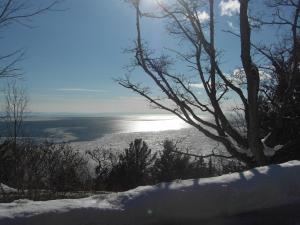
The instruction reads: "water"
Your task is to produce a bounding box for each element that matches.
[0,114,191,142]
[0,113,221,154]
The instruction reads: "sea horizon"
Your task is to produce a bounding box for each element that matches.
[0,112,219,154]
[0,113,198,141]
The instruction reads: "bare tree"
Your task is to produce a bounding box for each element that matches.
[0,0,61,79]
[239,0,267,164]
[0,0,62,136]
[0,81,28,192]
[250,0,300,162]
[118,0,299,166]
[3,80,28,144]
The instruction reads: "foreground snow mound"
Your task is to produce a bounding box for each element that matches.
[1,161,300,225]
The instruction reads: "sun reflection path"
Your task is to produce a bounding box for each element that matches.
[128,115,191,133]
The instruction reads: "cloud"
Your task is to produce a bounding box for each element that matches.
[190,83,204,89]
[56,88,106,93]
[219,0,240,16]
[227,21,238,30]
[30,96,164,114]
[226,68,272,88]
[197,11,210,22]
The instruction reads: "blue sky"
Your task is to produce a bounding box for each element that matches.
[0,0,270,114]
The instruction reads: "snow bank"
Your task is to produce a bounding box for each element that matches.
[1,161,300,225]
[0,184,17,194]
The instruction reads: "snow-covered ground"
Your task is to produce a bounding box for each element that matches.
[1,161,300,225]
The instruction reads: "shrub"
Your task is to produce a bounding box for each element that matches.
[106,139,157,191]
[152,140,215,182]
[0,137,249,200]
[152,140,192,182]
[0,139,90,194]
[86,148,117,190]
[45,143,90,192]
[0,141,15,185]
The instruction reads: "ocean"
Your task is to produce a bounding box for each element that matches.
[0,114,222,155]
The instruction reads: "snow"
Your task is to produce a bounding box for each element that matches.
[0,184,17,194]
[274,144,284,151]
[1,161,300,225]
[263,146,276,157]
[261,133,284,157]
[225,136,253,157]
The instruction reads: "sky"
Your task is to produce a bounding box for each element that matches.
[0,0,270,114]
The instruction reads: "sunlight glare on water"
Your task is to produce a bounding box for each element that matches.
[126,115,191,132]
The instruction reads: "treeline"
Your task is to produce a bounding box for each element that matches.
[0,140,90,201]
[0,138,246,201]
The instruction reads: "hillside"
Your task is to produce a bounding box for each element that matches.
[1,161,300,225]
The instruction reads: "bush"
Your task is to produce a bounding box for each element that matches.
[0,141,15,185]
[1,137,248,199]
[44,143,90,192]
[0,140,90,194]
[88,139,243,192]
[152,140,195,182]
[152,140,219,182]
[106,139,157,191]
[86,148,117,190]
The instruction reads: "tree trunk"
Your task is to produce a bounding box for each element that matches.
[239,0,267,165]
